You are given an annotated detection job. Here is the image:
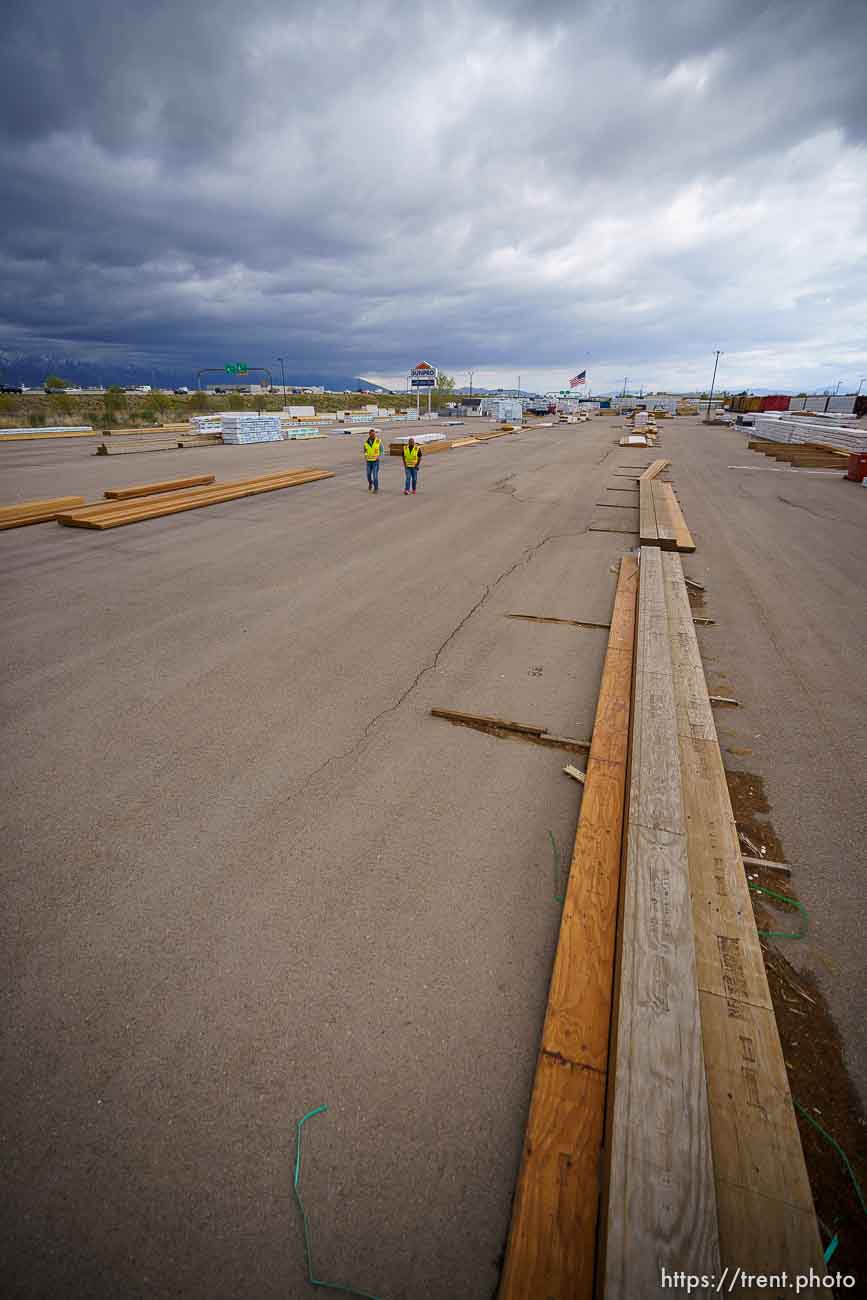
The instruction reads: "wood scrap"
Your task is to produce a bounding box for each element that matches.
[430,708,591,753]
[742,856,792,875]
[506,614,610,631]
[709,695,739,707]
[562,764,585,783]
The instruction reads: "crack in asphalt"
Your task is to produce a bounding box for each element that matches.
[294,524,588,798]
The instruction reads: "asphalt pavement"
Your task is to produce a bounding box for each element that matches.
[1,416,865,1298]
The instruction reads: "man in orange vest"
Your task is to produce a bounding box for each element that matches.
[363,429,382,492]
[402,437,422,495]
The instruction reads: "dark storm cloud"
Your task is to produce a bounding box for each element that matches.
[1,0,866,387]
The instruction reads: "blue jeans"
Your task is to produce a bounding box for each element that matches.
[366,459,380,489]
[404,466,418,491]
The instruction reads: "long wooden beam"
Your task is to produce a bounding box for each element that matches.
[498,555,638,1300]
[0,496,86,529]
[661,552,824,1294]
[104,474,215,499]
[601,545,720,1297]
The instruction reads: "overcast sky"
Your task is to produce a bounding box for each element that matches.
[2,0,866,392]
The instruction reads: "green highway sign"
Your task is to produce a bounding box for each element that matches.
[225,363,248,375]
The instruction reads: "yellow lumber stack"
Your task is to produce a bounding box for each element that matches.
[57,470,333,530]
[0,496,86,530]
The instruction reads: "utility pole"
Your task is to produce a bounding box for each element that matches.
[622,376,628,397]
[277,357,287,406]
[467,369,475,398]
[706,350,722,421]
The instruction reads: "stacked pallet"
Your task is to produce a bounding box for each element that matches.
[748,440,849,469]
[637,460,696,552]
[0,496,86,530]
[56,470,333,530]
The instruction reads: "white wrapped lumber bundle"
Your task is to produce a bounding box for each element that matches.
[752,415,867,453]
[220,414,284,444]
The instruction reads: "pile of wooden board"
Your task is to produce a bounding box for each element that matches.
[0,496,86,530]
[499,547,824,1298]
[748,440,850,469]
[56,469,333,530]
[95,432,222,455]
[637,459,696,552]
[0,429,95,442]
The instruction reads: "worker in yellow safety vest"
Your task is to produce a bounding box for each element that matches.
[363,429,382,492]
[402,437,423,495]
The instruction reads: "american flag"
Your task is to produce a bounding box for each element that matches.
[569,370,586,388]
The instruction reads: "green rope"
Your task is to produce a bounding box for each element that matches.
[292,1106,383,1300]
[793,1099,867,1221]
[748,882,808,939]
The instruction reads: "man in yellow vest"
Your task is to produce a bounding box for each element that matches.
[402,437,422,495]
[363,428,382,492]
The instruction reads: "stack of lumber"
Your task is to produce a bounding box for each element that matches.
[752,415,867,454]
[499,547,824,1298]
[388,435,479,456]
[104,474,215,500]
[56,469,333,530]
[638,460,695,552]
[0,496,86,530]
[0,428,95,442]
[748,440,850,469]
[96,432,222,455]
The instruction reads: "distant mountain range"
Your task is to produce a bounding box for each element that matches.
[0,351,389,393]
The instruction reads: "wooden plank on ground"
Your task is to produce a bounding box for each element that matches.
[661,481,696,553]
[601,545,720,1298]
[498,556,638,1300]
[57,471,333,529]
[638,458,670,480]
[638,478,658,546]
[661,552,824,1295]
[104,474,215,500]
[650,479,679,549]
[0,496,87,529]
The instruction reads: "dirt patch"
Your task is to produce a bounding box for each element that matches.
[726,769,867,1281]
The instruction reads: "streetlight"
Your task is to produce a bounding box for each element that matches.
[857,378,866,396]
[834,379,843,395]
[706,350,722,422]
[467,369,475,398]
[277,357,287,406]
